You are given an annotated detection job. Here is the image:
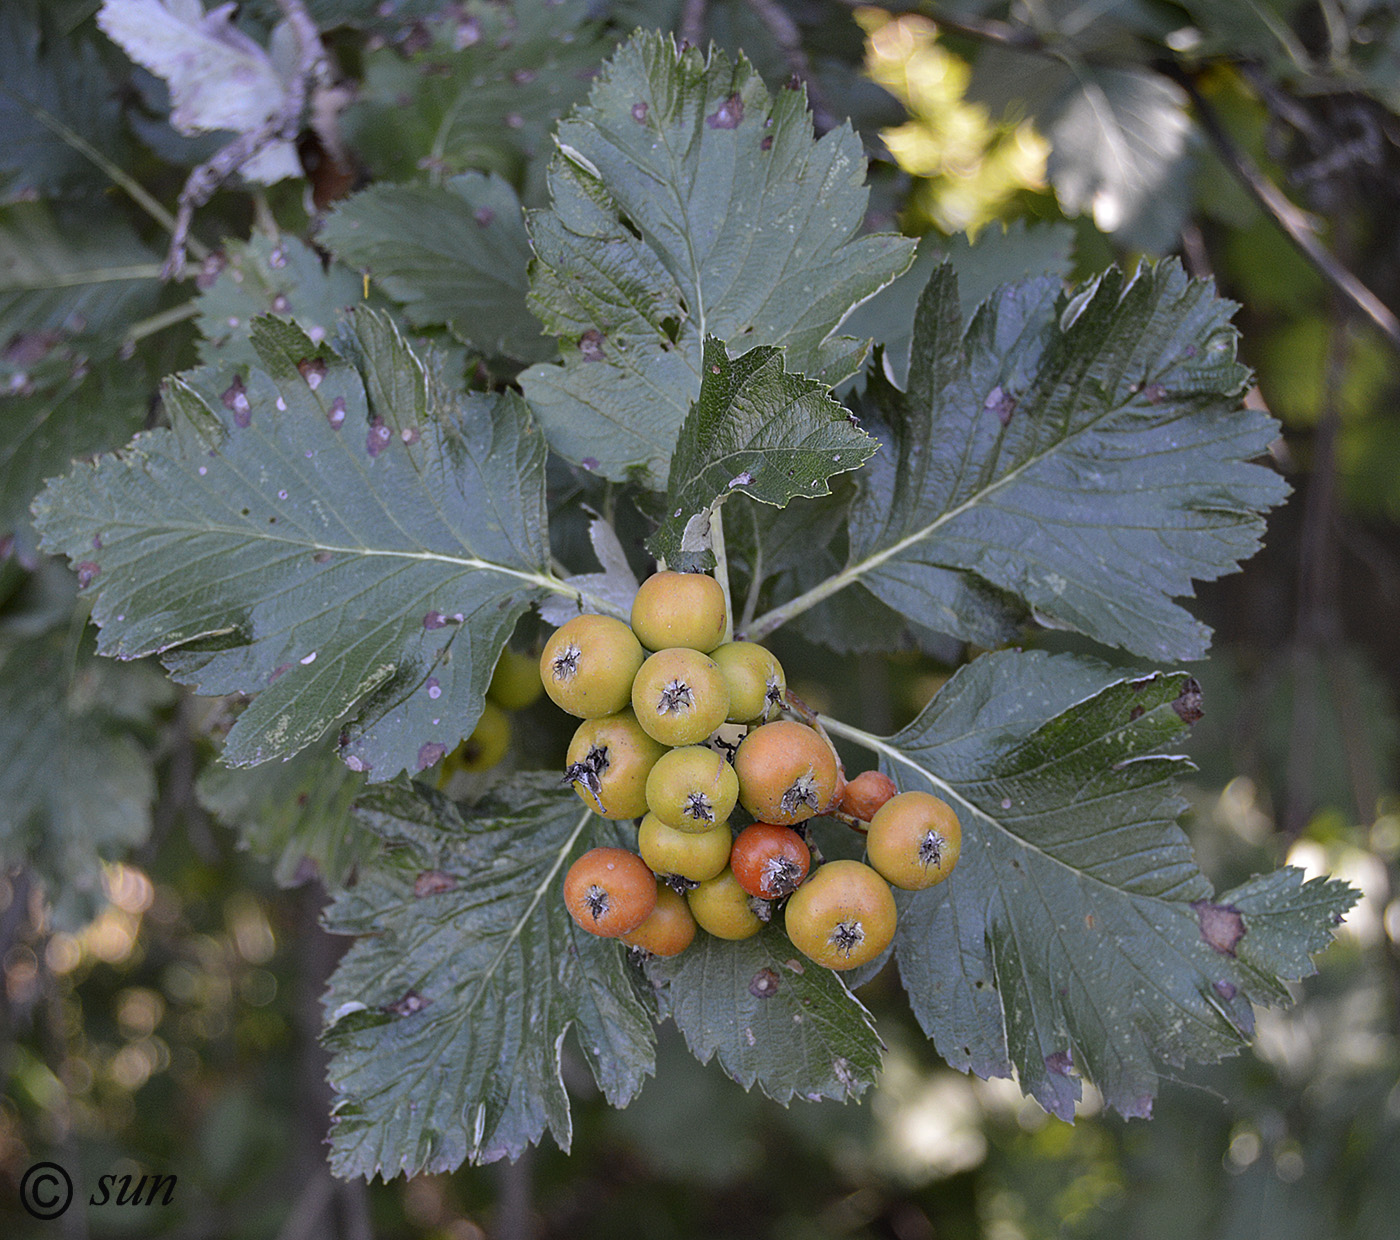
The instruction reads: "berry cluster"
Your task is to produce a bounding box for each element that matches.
[544,571,962,970]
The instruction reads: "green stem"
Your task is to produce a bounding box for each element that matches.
[819,714,995,833]
[710,501,734,645]
[1,84,209,261]
[123,300,201,348]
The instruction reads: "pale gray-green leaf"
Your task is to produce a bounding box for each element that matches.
[519,31,914,486]
[645,925,883,1103]
[319,173,552,363]
[854,649,1356,1119]
[648,337,877,568]
[33,310,563,781]
[322,777,656,1178]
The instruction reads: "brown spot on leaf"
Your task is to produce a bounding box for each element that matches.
[761,135,773,150]
[385,990,430,1016]
[631,101,648,123]
[326,396,347,429]
[1129,705,1145,721]
[1193,900,1245,956]
[367,416,392,458]
[1214,979,1238,1000]
[269,663,292,683]
[76,561,100,588]
[706,93,744,129]
[297,357,328,389]
[423,610,447,630]
[984,384,1016,426]
[1172,677,1204,724]
[313,551,332,564]
[1142,383,1167,404]
[1045,1050,1073,1076]
[749,968,780,998]
[221,375,251,427]
[417,741,447,770]
[414,870,457,897]
[473,207,495,228]
[578,329,605,362]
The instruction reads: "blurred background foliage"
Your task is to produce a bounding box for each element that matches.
[3,0,1400,1237]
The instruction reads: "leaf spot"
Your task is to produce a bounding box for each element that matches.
[417,741,447,770]
[426,677,442,699]
[327,396,347,429]
[473,207,495,228]
[298,357,327,389]
[579,329,606,362]
[423,611,447,630]
[367,416,392,457]
[401,427,421,444]
[300,651,317,665]
[312,551,332,564]
[761,135,773,151]
[706,93,744,129]
[631,101,648,123]
[385,990,431,1016]
[1193,900,1245,955]
[1213,979,1238,1000]
[414,870,457,897]
[222,375,252,426]
[268,663,292,683]
[1045,1049,1073,1076]
[76,561,100,588]
[728,471,754,489]
[1129,705,1145,721]
[749,968,780,998]
[1172,677,1204,724]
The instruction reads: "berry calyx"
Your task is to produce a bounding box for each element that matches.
[563,848,657,937]
[866,791,962,890]
[733,720,840,826]
[540,614,645,719]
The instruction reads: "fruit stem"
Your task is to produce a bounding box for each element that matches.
[711,501,735,645]
[818,714,988,834]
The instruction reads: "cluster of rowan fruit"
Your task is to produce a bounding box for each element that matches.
[541,570,962,972]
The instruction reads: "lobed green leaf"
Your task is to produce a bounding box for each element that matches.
[519,30,914,487]
[322,777,656,1178]
[854,649,1356,1119]
[33,310,562,780]
[648,336,877,568]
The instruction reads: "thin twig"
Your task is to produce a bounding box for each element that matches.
[1177,74,1400,353]
[744,0,837,132]
[680,0,707,50]
[163,0,330,279]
